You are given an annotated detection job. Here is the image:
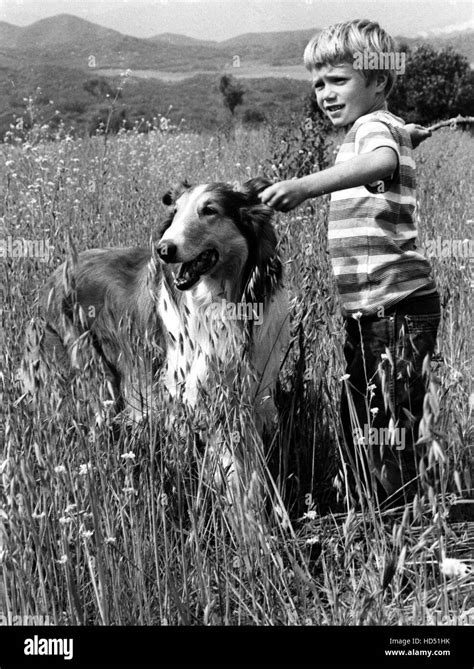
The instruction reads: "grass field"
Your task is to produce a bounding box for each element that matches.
[1,118,473,626]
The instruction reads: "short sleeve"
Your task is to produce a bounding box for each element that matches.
[355,120,400,161]
[355,120,400,189]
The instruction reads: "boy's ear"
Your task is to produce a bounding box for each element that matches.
[374,72,389,92]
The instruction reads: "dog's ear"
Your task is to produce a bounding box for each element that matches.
[239,200,277,270]
[238,177,274,237]
[239,177,272,203]
[162,179,192,206]
[240,200,283,305]
[238,178,283,305]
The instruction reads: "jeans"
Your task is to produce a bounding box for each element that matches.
[340,293,441,504]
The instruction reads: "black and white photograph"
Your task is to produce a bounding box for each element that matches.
[1,0,473,665]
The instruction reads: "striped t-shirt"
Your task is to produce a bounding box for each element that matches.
[328,109,437,317]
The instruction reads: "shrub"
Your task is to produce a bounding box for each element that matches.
[390,44,474,124]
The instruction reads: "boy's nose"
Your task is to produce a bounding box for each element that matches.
[324,87,336,100]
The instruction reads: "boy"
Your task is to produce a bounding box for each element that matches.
[260,19,440,504]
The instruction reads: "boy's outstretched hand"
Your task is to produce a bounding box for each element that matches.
[405,123,432,149]
[259,179,307,212]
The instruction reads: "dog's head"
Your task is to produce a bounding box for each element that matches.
[158,178,281,293]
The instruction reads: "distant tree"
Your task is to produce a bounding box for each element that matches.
[88,107,131,136]
[219,75,245,116]
[389,44,474,124]
[242,107,267,126]
[83,78,120,99]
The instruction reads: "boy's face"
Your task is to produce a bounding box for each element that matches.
[312,62,387,127]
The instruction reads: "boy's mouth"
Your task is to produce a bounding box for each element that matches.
[326,104,345,113]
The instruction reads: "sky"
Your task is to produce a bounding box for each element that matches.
[0,0,472,41]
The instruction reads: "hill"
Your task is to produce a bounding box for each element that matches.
[149,33,218,48]
[0,21,23,48]
[3,15,472,73]
[0,14,226,72]
[0,14,124,49]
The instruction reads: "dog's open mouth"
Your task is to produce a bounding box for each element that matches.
[175,249,219,290]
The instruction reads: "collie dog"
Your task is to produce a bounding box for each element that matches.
[21,178,290,488]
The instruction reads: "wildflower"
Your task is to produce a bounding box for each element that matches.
[370,407,379,416]
[64,503,77,514]
[105,537,116,544]
[81,529,94,539]
[54,465,66,474]
[352,311,363,320]
[57,555,68,564]
[440,557,471,578]
[121,451,136,461]
[78,462,92,476]
[339,373,350,382]
[59,516,72,525]
[32,511,46,519]
[305,535,320,545]
[303,510,317,520]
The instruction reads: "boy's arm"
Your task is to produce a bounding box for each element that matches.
[405,123,432,149]
[259,146,398,212]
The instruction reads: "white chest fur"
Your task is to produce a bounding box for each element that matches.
[157,278,289,430]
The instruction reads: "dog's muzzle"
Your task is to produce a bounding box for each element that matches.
[158,243,219,290]
[175,249,219,290]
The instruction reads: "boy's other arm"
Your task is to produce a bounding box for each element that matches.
[405,123,432,149]
[259,146,398,212]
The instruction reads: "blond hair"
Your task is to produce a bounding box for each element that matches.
[304,19,399,97]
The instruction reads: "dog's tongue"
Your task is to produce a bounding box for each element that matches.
[175,250,218,290]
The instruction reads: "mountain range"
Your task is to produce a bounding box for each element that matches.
[1,14,473,73]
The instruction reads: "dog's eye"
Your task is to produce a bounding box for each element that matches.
[202,205,217,216]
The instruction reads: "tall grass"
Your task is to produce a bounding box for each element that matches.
[1,121,472,625]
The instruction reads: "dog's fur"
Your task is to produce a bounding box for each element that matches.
[21,178,289,479]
